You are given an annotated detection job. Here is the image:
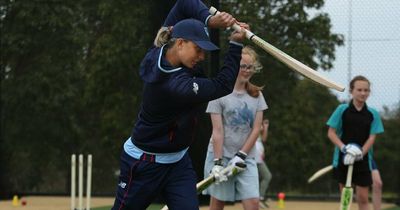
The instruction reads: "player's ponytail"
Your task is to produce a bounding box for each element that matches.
[245,83,264,98]
[153,26,173,47]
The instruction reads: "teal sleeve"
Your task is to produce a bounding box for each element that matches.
[326,105,346,129]
[369,108,384,134]
[329,105,347,167]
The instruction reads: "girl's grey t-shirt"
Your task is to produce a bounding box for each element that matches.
[206,91,268,158]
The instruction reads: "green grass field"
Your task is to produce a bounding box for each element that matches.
[385,206,400,210]
[93,204,400,210]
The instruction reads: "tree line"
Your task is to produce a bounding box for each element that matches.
[1,0,398,199]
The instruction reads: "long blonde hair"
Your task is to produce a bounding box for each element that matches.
[242,46,264,97]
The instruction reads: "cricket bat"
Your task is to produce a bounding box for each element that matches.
[308,165,333,183]
[209,7,345,92]
[160,162,246,210]
[339,165,354,210]
[196,162,246,192]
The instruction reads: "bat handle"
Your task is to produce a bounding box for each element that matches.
[235,162,247,168]
[209,6,255,39]
[345,165,353,186]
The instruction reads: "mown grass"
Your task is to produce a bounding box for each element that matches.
[93,204,400,210]
[385,206,400,210]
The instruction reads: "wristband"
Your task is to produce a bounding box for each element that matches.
[340,145,346,153]
[213,158,223,166]
[236,151,247,160]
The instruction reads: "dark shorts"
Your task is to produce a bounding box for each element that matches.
[111,150,198,210]
[333,164,372,187]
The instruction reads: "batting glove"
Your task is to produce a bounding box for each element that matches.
[210,158,228,183]
[355,154,363,161]
[211,165,228,183]
[343,153,356,165]
[227,151,246,175]
[341,143,363,160]
[228,151,246,166]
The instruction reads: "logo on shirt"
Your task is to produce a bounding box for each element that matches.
[193,82,199,95]
[118,181,127,189]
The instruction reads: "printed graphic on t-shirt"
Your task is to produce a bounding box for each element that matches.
[225,102,254,130]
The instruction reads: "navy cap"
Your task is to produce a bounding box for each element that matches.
[171,19,219,51]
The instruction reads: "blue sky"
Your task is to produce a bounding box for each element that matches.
[316,0,400,111]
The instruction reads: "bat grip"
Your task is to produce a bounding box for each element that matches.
[209,6,254,39]
[345,165,353,186]
[235,162,247,168]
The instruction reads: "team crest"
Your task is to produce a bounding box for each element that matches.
[193,82,199,95]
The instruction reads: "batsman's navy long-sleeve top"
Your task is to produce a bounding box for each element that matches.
[163,0,211,27]
[129,0,242,153]
[131,43,242,153]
